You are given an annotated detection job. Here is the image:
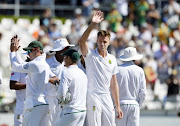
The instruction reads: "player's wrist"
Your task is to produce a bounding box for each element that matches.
[90,22,97,26]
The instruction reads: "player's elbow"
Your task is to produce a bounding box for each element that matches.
[9,81,16,90]
[78,40,83,47]
[10,84,15,90]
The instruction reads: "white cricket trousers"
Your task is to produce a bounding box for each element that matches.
[55,108,86,126]
[86,93,116,126]
[14,112,23,126]
[115,104,140,126]
[22,105,50,126]
[47,95,60,126]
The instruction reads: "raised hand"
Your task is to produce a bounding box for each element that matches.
[10,35,20,52]
[92,11,104,24]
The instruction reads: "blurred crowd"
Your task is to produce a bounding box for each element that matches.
[0,0,180,112]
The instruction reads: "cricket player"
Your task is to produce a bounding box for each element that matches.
[79,11,123,126]
[10,71,26,126]
[116,47,146,126]
[9,56,30,126]
[9,35,58,126]
[46,38,74,126]
[55,49,87,126]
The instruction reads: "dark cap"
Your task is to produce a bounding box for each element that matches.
[61,49,80,61]
[23,41,43,51]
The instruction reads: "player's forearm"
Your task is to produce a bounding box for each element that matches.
[79,22,96,56]
[49,76,59,85]
[10,82,26,90]
[111,82,120,107]
[110,75,120,107]
[16,51,24,64]
[10,52,19,72]
[79,22,97,46]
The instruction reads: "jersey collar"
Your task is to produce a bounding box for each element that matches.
[95,48,109,60]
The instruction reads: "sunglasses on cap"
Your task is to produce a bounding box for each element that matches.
[27,47,39,54]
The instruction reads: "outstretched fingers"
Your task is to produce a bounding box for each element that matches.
[10,35,20,52]
[92,11,104,23]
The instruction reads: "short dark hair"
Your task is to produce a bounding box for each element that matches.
[97,30,111,39]
[71,58,78,64]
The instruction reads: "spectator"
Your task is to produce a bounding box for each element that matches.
[106,3,122,33]
[134,0,149,27]
[87,2,100,23]
[144,55,158,91]
[163,0,180,30]
[40,8,52,32]
[72,8,87,33]
[157,21,170,45]
[67,24,80,46]
[38,35,52,59]
[139,22,153,55]
[146,0,160,28]
[166,74,179,98]
[49,23,62,44]
[172,41,180,79]
[116,0,129,23]
[157,44,172,84]
[82,0,99,17]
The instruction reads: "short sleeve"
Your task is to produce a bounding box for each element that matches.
[10,72,20,82]
[112,57,119,75]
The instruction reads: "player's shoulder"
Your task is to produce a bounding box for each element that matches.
[89,48,95,55]
[107,53,116,59]
[11,71,20,76]
[63,67,71,74]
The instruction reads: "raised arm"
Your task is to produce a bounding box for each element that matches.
[10,35,37,73]
[78,11,104,57]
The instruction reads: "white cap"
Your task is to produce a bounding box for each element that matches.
[50,38,74,52]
